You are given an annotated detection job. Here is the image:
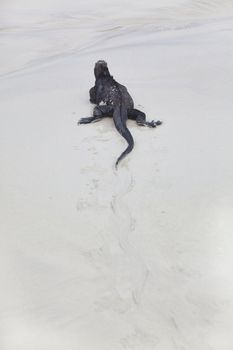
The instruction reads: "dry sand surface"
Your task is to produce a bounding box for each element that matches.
[1,1,233,349]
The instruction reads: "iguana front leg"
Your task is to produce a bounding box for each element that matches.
[89,86,96,104]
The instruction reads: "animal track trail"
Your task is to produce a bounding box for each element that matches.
[110,170,135,249]
[110,167,150,305]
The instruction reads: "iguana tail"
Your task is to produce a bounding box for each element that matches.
[113,105,134,169]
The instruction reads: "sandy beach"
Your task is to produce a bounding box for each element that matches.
[1,1,233,349]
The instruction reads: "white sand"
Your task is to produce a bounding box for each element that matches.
[1,1,233,349]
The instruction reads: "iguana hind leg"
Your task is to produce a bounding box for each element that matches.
[78,105,113,124]
[78,116,102,124]
[128,108,162,128]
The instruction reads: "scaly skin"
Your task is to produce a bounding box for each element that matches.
[79,60,162,168]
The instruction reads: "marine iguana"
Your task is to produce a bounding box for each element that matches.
[78,60,162,168]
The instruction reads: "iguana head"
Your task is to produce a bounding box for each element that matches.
[94,60,110,79]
